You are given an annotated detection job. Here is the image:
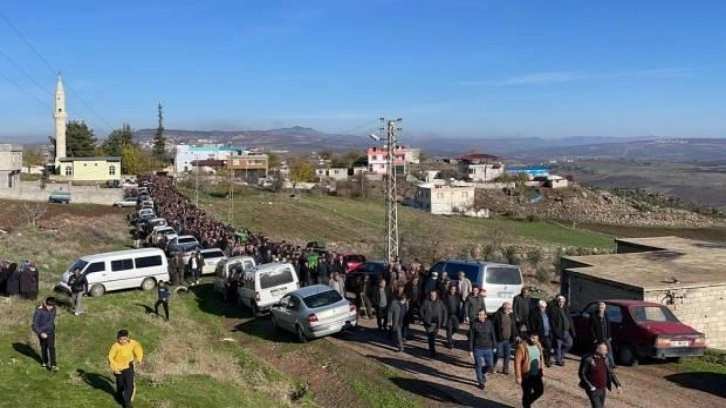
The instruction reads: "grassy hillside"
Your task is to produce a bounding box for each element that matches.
[196,188,613,258]
[0,208,313,408]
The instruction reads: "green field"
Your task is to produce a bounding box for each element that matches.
[196,188,614,259]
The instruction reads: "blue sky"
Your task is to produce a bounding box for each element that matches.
[1,0,725,141]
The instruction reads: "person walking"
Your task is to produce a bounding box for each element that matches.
[188,250,204,286]
[513,287,531,331]
[549,295,576,366]
[173,253,184,287]
[515,330,545,408]
[469,308,496,390]
[32,297,58,372]
[492,301,518,374]
[529,300,554,367]
[443,285,462,349]
[372,279,391,331]
[420,289,448,357]
[579,342,623,408]
[356,275,373,319]
[154,281,170,321]
[109,329,144,408]
[389,292,408,352]
[457,271,472,303]
[589,302,615,367]
[68,268,88,316]
[464,286,483,325]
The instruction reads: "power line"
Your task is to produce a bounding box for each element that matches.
[0,10,115,135]
[0,68,50,110]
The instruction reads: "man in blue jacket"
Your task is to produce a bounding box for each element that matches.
[32,297,58,372]
[154,281,170,321]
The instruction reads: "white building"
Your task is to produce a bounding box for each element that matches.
[174,144,246,174]
[544,175,569,188]
[315,167,348,181]
[413,183,475,215]
[367,146,418,176]
[0,144,22,188]
[458,153,505,182]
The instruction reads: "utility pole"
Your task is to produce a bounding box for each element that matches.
[380,117,402,263]
[195,152,199,208]
[227,150,233,225]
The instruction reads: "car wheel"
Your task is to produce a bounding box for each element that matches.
[617,343,638,366]
[141,278,156,291]
[296,325,308,343]
[89,284,105,297]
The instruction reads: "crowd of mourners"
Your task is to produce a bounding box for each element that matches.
[139,175,622,408]
[0,260,40,300]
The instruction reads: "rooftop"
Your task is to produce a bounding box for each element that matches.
[458,153,502,162]
[563,236,726,290]
[58,157,121,162]
[0,144,23,152]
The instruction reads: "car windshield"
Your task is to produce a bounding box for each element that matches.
[179,243,201,252]
[631,306,679,323]
[303,290,344,309]
[202,250,225,259]
[178,237,197,244]
[485,266,522,285]
[68,259,88,273]
[259,267,294,290]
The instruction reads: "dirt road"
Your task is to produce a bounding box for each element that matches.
[333,318,724,407]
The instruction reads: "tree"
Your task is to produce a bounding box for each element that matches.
[23,147,44,171]
[121,144,155,175]
[319,149,333,161]
[20,202,48,228]
[266,151,280,169]
[152,103,167,162]
[102,123,135,156]
[66,121,97,157]
[288,157,316,184]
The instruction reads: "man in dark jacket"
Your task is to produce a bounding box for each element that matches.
[32,297,58,371]
[68,268,88,316]
[389,292,408,352]
[420,289,447,357]
[19,262,38,300]
[464,286,484,325]
[528,300,554,367]
[579,342,622,408]
[6,262,20,297]
[372,279,391,331]
[513,287,531,331]
[549,295,576,366]
[492,301,518,374]
[443,285,462,349]
[589,302,615,367]
[154,281,170,320]
[469,308,496,390]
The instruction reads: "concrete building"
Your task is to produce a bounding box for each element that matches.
[227,152,268,181]
[544,175,569,188]
[560,236,726,350]
[367,146,416,176]
[0,144,22,188]
[174,144,246,174]
[315,167,348,181]
[413,182,475,215]
[458,153,504,182]
[58,157,122,182]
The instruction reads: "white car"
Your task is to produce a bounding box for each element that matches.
[238,263,299,315]
[213,256,257,298]
[199,248,227,275]
[114,197,138,207]
[152,225,178,241]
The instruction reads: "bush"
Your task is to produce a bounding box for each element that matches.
[503,245,520,265]
[526,248,543,265]
[535,263,551,284]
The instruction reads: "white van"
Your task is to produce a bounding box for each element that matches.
[57,248,169,297]
[431,260,523,313]
[238,263,299,315]
[213,256,257,298]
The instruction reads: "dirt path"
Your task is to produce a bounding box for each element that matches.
[331,318,724,408]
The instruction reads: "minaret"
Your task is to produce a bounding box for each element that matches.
[54,73,67,165]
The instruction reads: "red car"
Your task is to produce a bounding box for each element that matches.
[572,299,706,366]
[339,254,366,273]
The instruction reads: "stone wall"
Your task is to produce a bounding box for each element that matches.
[0,181,122,206]
[644,285,726,350]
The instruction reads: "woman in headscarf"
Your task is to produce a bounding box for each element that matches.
[6,263,20,297]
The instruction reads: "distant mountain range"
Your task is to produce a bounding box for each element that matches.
[132,126,725,163]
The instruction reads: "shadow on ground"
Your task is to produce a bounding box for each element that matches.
[12,342,42,364]
[370,355,474,387]
[665,372,726,398]
[187,282,248,319]
[390,377,514,408]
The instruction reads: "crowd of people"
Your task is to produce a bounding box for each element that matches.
[0,260,40,299]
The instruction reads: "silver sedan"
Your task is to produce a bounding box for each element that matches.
[271,284,358,342]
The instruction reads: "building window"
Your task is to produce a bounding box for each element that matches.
[65,165,72,176]
[109,165,116,176]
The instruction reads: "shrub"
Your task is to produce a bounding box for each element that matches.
[535,263,551,284]
[526,248,543,265]
[503,245,520,265]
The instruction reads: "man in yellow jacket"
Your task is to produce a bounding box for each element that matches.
[108,329,144,408]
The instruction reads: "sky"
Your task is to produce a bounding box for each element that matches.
[1,0,725,141]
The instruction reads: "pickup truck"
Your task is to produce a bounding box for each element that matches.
[48,190,71,204]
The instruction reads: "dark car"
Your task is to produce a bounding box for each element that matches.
[572,299,706,366]
[344,261,386,293]
[48,190,71,204]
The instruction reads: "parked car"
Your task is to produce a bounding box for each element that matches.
[166,235,202,263]
[432,260,523,313]
[151,225,178,242]
[113,197,138,207]
[213,256,257,299]
[48,190,71,204]
[238,263,299,316]
[339,253,366,273]
[270,284,358,342]
[344,261,386,292]
[199,248,227,275]
[55,248,169,297]
[572,299,706,366]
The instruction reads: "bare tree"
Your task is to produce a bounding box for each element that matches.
[21,202,48,228]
